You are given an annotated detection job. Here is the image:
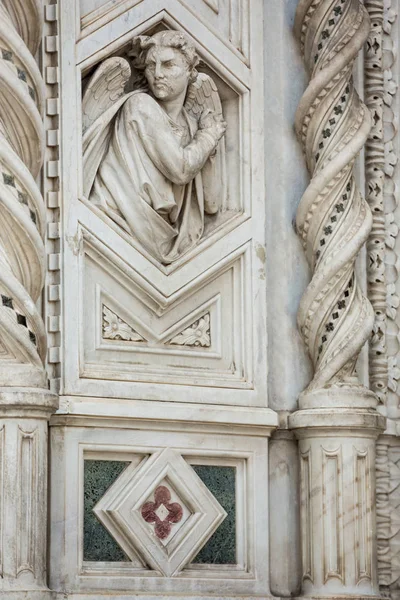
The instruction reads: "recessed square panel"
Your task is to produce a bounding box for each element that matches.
[93,449,227,576]
[60,0,268,408]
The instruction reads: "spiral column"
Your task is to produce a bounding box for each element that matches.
[289,1,385,598]
[0,1,57,597]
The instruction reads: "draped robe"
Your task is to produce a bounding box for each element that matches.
[83,92,218,264]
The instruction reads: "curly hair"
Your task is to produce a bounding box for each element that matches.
[128,30,199,84]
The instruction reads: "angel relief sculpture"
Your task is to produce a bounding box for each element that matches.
[82,30,227,264]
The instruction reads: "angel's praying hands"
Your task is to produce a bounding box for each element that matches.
[82,30,227,264]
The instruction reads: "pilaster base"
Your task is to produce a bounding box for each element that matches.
[0,388,58,598]
[289,406,385,599]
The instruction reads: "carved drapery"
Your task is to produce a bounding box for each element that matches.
[0,0,47,387]
[294,0,373,397]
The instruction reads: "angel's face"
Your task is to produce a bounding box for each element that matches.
[144,46,190,101]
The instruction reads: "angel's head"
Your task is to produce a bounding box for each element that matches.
[129,31,199,102]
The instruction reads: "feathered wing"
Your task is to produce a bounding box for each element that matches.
[82,57,133,199]
[185,73,227,214]
[185,72,222,117]
[82,57,131,134]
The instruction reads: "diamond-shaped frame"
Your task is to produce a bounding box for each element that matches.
[93,448,227,576]
[77,0,249,277]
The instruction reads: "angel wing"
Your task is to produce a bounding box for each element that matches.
[185,73,227,215]
[82,57,131,134]
[185,72,223,118]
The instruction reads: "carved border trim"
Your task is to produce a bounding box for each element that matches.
[364,0,399,412]
[43,1,61,394]
[364,0,388,405]
[382,0,400,417]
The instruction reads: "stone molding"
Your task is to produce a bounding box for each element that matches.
[43,2,62,395]
[289,407,385,438]
[51,395,278,436]
[0,388,58,418]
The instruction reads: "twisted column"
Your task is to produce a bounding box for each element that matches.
[0,1,57,597]
[0,0,47,387]
[290,1,385,597]
[294,0,374,399]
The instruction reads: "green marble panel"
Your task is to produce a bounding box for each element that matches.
[192,465,236,565]
[84,460,130,562]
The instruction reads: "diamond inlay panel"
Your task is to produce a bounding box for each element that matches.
[94,448,227,576]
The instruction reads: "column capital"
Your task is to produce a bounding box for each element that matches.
[0,388,58,419]
[289,408,385,439]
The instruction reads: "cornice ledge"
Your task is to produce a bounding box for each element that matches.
[50,396,279,435]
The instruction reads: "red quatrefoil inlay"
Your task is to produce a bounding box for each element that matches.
[141,485,183,540]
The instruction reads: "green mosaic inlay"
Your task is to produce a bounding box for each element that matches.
[84,460,130,562]
[192,465,236,564]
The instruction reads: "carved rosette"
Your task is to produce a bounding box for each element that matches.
[0,0,46,387]
[294,0,374,397]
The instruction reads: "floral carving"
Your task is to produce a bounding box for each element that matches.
[102,305,144,342]
[141,486,183,540]
[169,313,211,347]
[364,0,389,404]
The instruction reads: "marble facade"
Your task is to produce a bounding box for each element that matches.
[1,0,400,599]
